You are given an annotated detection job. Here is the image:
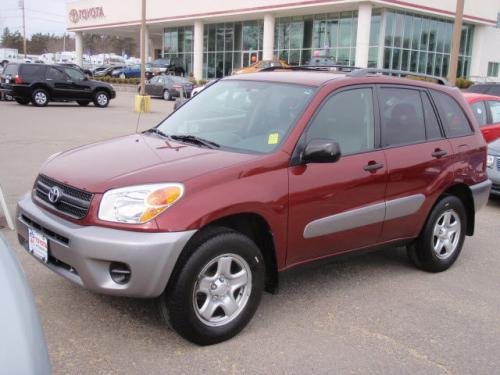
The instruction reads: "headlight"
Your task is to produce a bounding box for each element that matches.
[98,183,184,224]
[487,155,494,168]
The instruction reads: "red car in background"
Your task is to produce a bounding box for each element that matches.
[463,92,500,143]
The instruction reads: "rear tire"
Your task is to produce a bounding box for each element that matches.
[77,100,90,106]
[407,196,466,272]
[31,89,49,107]
[93,91,109,108]
[163,90,171,100]
[159,228,265,345]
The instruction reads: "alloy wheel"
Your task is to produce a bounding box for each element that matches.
[432,209,461,260]
[192,253,252,327]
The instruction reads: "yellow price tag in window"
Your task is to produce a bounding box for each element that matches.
[268,133,279,145]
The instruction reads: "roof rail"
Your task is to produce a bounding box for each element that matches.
[348,68,449,85]
[260,64,362,73]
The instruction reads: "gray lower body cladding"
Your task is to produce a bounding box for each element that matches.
[16,194,196,298]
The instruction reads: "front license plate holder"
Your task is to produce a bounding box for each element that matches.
[28,228,49,263]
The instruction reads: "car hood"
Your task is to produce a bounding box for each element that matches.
[488,139,500,154]
[40,134,260,193]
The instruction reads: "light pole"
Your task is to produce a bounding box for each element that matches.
[19,0,27,59]
[140,0,146,96]
[448,0,465,85]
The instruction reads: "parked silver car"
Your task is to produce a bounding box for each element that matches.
[487,139,500,196]
[0,233,51,374]
[142,75,193,100]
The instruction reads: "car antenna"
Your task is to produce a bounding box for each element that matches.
[135,96,145,135]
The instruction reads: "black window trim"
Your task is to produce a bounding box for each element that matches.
[429,89,475,139]
[375,84,435,150]
[290,83,380,166]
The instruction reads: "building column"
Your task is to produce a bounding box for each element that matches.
[263,14,275,61]
[193,20,204,81]
[75,31,83,67]
[354,2,372,68]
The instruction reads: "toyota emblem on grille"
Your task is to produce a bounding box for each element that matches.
[48,186,62,203]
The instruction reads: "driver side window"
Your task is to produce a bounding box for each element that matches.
[306,87,375,155]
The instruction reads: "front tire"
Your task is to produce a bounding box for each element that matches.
[160,228,265,345]
[163,90,171,100]
[93,91,110,108]
[31,89,49,107]
[407,196,466,272]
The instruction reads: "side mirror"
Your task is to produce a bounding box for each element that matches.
[302,139,341,164]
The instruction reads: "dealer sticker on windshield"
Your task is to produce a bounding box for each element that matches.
[268,133,279,145]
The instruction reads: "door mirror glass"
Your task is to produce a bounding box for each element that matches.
[302,139,341,164]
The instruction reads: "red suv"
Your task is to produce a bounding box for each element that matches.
[16,70,491,345]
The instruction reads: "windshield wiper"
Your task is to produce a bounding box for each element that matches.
[170,135,220,149]
[144,128,170,138]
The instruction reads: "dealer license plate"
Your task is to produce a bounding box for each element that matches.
[28,228,48,263]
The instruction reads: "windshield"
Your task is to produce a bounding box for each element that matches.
[156,80,316,154]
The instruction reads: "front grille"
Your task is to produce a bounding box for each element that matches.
[492,183,500,192]
[497,157,500,171]
[34,174,93,219]
[21,214,69,245]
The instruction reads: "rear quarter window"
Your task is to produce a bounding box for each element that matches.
[3,64,19,76]
[20,65,46,80]
[431,91,472,137]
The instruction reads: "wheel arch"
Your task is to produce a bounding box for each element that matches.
[94,86,112,96]
[438,183,475,236]
[169,212,279,295]
[31,83,52,99]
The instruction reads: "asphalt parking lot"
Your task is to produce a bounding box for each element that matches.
[1,92,499,374]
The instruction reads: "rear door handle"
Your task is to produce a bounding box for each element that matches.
[431,149,447,158]
[363,161,384,172]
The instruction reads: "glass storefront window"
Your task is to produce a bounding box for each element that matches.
[164,26,193,76]
[275,11,358,67]
[382,9,474,78]
[203,20,263,79]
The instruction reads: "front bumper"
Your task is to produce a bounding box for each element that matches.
[16,194,196,298]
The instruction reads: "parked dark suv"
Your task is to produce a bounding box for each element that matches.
[0,63,116,107]
[16,68,491,345]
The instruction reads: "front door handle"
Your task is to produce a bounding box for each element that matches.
[363,161,384,172]
[431,148,447,158]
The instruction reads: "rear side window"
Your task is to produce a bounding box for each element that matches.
[431,91,472,137]
[421,92,443,139]
[46,67,66,81]
[379,87,426,147]
[20,65,45,80]
[3,64,18,76]
[487,86,500,97]
[306,88,375,155]
[471,101,487,126]
[488,101,500,123]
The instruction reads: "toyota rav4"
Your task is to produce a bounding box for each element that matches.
[16,69,491,345]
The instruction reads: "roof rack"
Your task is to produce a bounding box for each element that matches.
[259,64,362,73]
[347,68,449,85]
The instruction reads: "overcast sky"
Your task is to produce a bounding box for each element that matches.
[0,0,69,37]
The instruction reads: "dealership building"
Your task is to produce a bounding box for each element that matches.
[67,0,500,81]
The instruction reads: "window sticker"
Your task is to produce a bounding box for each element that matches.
[268,133,279,144]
